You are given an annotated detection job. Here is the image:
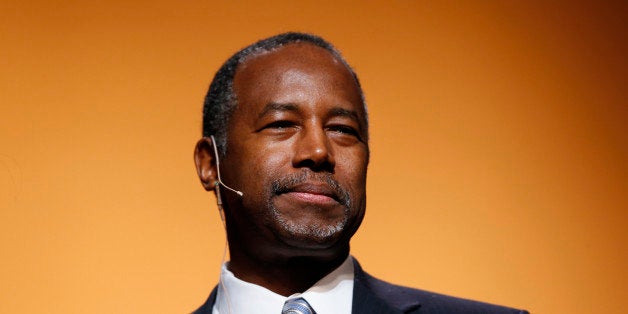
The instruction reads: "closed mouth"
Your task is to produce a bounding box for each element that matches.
[277,182,340,203]
[271,172,350,207]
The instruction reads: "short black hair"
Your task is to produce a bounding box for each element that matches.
[202,32,367,155]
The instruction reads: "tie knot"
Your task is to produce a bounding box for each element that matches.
[282,297,316,314]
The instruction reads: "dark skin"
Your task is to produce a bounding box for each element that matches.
[194,43,369,296]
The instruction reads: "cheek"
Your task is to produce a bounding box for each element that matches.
[238,147,294,213]
[242,145,292,186]
[338,151,369,194]
[260,145,291,169]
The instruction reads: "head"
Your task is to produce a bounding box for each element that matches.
[194,32,369,263]
[201,32,367,156]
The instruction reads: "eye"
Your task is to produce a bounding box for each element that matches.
[258,120,300,136]
[264,120,296,130]
[327,125,362,140]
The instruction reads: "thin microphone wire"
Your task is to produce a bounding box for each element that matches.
[214,178,233,314]
[210,135,236,313]
[210,135,244,197]
[219,242,233,314]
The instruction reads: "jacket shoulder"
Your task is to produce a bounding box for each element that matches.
[354,260,528,314]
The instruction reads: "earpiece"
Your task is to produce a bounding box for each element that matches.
[210,135,244,197]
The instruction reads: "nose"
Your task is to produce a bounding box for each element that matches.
[292,125,335,172]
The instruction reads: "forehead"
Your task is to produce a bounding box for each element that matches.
[231,43,365,119]
[237,43,348,78]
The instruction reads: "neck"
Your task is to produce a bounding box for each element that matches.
[227,246,349,296]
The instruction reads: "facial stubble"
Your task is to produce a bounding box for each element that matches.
[267,171,353,243]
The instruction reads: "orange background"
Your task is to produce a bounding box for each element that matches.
[1,1,626,313]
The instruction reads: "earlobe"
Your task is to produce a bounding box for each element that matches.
[194,137,218,191]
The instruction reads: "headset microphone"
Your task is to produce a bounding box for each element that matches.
[210,135,244,198]
[210,135,236,314]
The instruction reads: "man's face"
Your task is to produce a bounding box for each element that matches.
[220,43,369,258]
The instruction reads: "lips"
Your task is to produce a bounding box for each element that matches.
[271,172,350,207]
[278,182,341,205]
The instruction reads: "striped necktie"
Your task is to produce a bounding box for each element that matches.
[281,297,316,314]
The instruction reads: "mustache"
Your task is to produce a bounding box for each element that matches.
[271,171,351,207]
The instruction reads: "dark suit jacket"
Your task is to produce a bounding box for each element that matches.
[193,259,528,314]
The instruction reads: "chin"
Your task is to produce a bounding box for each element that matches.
[267,202,359,254]
[276,219,349,250]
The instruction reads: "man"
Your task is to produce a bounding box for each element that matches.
[193,32,527,314]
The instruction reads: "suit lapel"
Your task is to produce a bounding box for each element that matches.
[352,258,421,314]
[352,276,404,314]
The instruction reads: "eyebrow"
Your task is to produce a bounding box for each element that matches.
[328,107,360,123]
[257,102,300,119]
[257,102,362,124]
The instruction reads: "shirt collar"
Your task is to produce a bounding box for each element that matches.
[214,255,354,314]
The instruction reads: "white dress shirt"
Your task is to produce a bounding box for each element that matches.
[213,255,354,314]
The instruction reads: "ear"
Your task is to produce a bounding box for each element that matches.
[194,137,218,191]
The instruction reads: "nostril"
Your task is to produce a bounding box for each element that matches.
[294,157,335,173]
[296,159,316,169]
[295,159,334,173]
